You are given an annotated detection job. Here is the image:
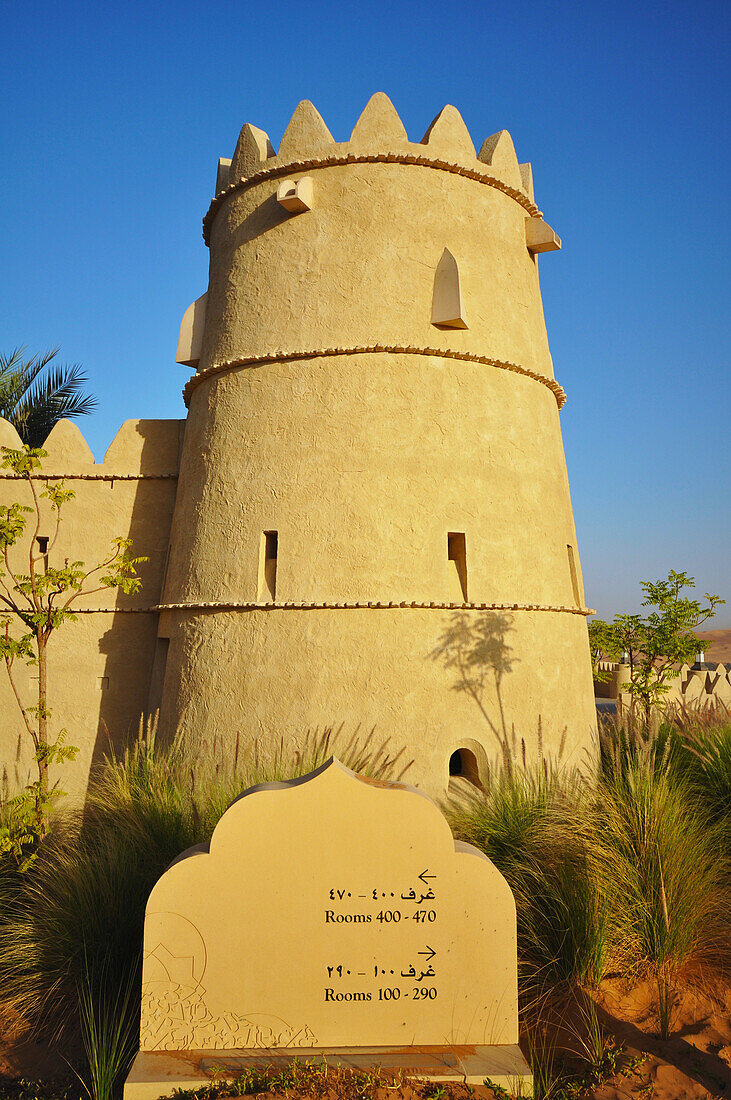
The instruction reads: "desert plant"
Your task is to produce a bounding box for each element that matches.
[0,721,413,1047]
[600,704,731,860]
[447,764,608,990]
[654,959,678,1041]
[521,1012,568,1100]
[0,810,151,1042]
[597,717,729,1034]
[446,763,560,872]
[598,710,682,786]
[0,444,145,859]
[670,705,731,828]
[591,762,727,980]
[568,993,620,1085]
[514,842,609,990]
[75,953,139,1100]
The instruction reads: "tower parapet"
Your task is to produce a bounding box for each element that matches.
[161,95,597,796]
[207,96,543,228]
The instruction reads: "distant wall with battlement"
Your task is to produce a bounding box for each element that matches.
[594,661,731,711]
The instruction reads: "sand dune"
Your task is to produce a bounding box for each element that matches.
[696,628,731,663]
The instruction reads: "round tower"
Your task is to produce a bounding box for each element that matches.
[158,94,598,796]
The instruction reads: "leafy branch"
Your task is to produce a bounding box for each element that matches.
[0,444,147,865]
[589,571,724,720]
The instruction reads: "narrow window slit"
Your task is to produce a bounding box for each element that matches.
[36,536,49,570]
[259,531,278,602]
[447,532,468,602]
[567,544,580,605]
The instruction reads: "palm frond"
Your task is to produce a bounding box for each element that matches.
[0,348,97,446]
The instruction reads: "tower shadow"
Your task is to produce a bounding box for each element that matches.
[430,610,519,768]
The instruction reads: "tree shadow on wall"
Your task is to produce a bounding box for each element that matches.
[430,611,521,768]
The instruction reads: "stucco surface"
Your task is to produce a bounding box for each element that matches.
[157,607,597,799]
[166,354,580,607]
[0,418,182,798]
[202,162,554,377]
[158,101,597,795]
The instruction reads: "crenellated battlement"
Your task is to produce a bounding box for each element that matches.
[0,417,184,478]
[203,94,543,243]
[595,660,731,710]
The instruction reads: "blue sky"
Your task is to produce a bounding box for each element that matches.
[1,0,729,623]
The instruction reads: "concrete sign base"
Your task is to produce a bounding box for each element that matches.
[125,1043,532,1098]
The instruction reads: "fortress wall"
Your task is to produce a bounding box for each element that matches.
[158,606,598,801]
[0,417,183,799]
[594,662,731,709]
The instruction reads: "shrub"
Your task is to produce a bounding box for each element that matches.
[447,765,609,990]
[449,711,731,1011]
[446,763,560,872]
[514,844,609,992]
[601,704,731,849]
[598,711,680,784]
[0,719,412,1055]
[670,705,731,830]
[591,762,727,975]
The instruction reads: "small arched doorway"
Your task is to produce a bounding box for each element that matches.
[448,747,482,788]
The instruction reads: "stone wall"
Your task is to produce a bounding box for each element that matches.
[594,660,731,710]
[0,416,182,799]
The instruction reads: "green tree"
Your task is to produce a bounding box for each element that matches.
[0,347,97,446]
[590,572,723,720]
[626,571,723,718]
[605,613,645,677]
[588,618,621,682]
[0,445,146,866]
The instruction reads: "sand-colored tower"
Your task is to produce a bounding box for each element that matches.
[159,94,597,797]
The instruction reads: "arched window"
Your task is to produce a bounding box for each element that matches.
[432,248,468,329]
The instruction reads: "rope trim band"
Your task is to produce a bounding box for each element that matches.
[203,153,542,242]
[59,607,155,613]
[0,473,178,482]
[68,601,594,616]
[153,600,594,616]
[183,345,566,408]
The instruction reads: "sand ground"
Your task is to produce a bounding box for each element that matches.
[2,972,730,1099]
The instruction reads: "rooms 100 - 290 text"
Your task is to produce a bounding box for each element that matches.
[379,987,437,1000]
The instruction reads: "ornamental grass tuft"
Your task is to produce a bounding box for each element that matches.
[0,717,412,1054]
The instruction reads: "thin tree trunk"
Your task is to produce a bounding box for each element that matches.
[36,629,49,833]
